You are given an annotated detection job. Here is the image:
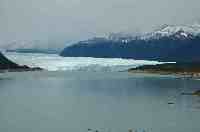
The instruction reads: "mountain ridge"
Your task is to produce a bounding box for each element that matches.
[60,24,200,62]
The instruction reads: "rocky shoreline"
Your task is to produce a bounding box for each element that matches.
[128,62,200,79]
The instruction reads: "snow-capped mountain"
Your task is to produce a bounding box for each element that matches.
[106,24,200,41]
[60,24,200,62]
[140,24,200,40]
[97,24,200,42]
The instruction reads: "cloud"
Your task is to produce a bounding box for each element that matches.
[0,0,200,49]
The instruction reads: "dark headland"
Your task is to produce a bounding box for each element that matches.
[0,52,42,72]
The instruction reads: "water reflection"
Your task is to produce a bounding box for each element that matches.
[0,71,200,132]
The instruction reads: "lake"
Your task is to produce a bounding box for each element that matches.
[0,70,200,132]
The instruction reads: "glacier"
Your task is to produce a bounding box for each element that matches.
[4,52,164,72]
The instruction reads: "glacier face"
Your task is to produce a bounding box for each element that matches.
[4,52,164,72]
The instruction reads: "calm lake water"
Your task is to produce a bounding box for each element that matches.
[0,71,200,132]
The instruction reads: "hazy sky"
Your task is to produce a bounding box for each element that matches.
[0,0,200,49]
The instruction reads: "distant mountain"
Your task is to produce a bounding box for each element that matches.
[6,49,59,54]
[2,40,62,54]
[60,24,200,62]
[0,52,42,71]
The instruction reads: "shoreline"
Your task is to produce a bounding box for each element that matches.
[128,63,200,79]
[0,66,43,73]
[128,69,200,78]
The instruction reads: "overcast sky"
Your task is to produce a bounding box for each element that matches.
[0,0,200,49]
